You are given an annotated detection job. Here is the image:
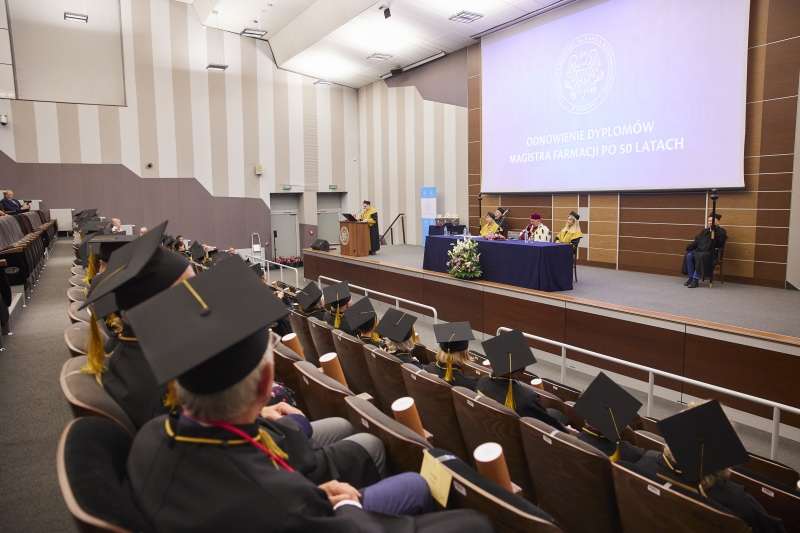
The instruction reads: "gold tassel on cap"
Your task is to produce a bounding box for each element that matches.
[163,380,181,410]
[82,250,97,283]
[333,306,343,329]
[370,318,381,342]
[503,353,515,410]
[258,428,290,470]
[81,311,107,385]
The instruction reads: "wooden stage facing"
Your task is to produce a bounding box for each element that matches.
[303,248,800,432]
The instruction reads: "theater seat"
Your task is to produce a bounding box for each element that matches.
[69,275,89,288]
[540,378,582,403]
[400,364,471,464]
[427,448,562,533]
[612,461,750,533]
[67,287,87,303]
[59,357,136,435]
[307,317,337,360]
[272,343,307,414]
[363,345,408,416]
[344,395,431,475]
[451,386,536,503]
[64,323,109,358]
[288,311,320,366]
[521,417,621,533]
[738,453,800,488]
[67,302,91,324]
[729,467,800,531]
[293,361,356,421]
[634,430,666,452]
[332,331,382,410]
[57,417,154,533]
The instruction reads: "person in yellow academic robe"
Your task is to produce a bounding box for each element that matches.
[359,200,380,255]
[554,211,583,245]
[479,212,500,237]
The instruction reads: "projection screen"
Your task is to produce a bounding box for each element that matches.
[481,0,750,193]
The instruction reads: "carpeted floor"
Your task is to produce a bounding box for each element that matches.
[0,239,78,532]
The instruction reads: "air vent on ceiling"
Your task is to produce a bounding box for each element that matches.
[241,28,268,38]
[449,10,483,24]
[367,53,393,61]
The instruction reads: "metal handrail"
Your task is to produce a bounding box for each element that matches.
[318,275,436,323]
[380,213,406,244]
[497,326,800,460]
[246,255,300,287]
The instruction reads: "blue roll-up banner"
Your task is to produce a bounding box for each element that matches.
[420,187,436,246]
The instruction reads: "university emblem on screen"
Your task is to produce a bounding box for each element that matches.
[554,34,615,114]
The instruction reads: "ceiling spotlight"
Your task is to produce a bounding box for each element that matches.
[241,28,268,38]
[314,79,332,85]
[367,53,393,61]
[379,5,391,19]
[64,12,88,23]
[449,10,483,24]
[206,64,229,71]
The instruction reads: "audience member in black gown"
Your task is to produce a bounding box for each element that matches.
[478,329,573,432]
[571,372,645,463]
[344,297,383,348]
[494,208,508,235]
[424,321,478,391]
[375,308,423,368]
[632,400,784,533]
[322,281,356,336]
[295,281,326,320]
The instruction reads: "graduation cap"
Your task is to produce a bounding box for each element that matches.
[189,241,205,262]
[481,328,536,377]
[78,233,99,266]
[344,297,377,332]
[81,220,189,312]
[295,282,322,310]
[322,281,351,310]
[573,372,642,451]
[486,212,496,220]
[126,256,289,394]
[375,307,417,342]
[708,213,722,221]
[434,322,474,353]
[79,219,106,233]
[248,261,264,279]
[657,400,749,485]
[91,291,119,319]
[90,234,137,263]
[569,211,580,220]
[74,209,97,222]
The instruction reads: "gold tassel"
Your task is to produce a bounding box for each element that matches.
[163,380,181,409]
[333,307,343,329]
[258,428,290,470]
[82,250,97,283]
[298,304,305,313]
[81,311,107,384]
[444,351,454,382]
[609,442,621,463]
[370,318,381,342]
[504,380,516,411]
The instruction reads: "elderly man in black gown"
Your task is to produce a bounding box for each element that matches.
[681,213,727,288]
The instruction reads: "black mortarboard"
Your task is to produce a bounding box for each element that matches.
[322,281,351,310]
[91,234,137,263]
[481,328,536,376]
[295,282,323,310]
[189,241,205,262]
[486,212,496,220]
[657,400,749,484]
[248,261,264,279]
[344,297,378,331]
[82,221,189,311]
[126,256,289,394]
[79,219,105,233]
[91,291,119,318]
[75,209,97,222]
[78,233,99,266]
[708,213,722,221]
[434,322,474,353]
[375,308,416,342]
[573,372,642,442]
[569,211,580,220]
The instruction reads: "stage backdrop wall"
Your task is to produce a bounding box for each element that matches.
[468,0,800,288]
[0,0,360,249]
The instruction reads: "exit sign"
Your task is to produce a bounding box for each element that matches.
[328,184,338,190]
[282,184,292,191]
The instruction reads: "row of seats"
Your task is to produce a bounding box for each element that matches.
[281,306,800,533]
[0,210,57,298]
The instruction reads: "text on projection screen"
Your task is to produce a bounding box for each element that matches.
[480,0,750,193]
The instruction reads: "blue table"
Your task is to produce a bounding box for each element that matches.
[422,235,574,292]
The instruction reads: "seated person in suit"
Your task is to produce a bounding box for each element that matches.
[479,212,501,237]
[571,372,645,463]
[344,297,384,348]
[478,329,573,432]
[124,262,494,533]
[520,213,551,242]
[322,281,357,336]
[634,401,784,533]
[494,208,508,235]
[295,282,326,320]
[375,308,423,368]
[554,211,583,245]
[424,322,478,391]
[681,213,727,289]
[1,190,29,214]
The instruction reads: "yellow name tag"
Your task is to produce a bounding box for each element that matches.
[419,451,453,508]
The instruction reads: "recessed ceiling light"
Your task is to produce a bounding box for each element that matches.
[241,28,268,38]
[64,12,88,23]
[367,53,393,61]
[449,10,483,23]
[206,64,229,71]
[314,79,332,85]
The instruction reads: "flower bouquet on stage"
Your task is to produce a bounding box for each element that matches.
[446,236,482,280]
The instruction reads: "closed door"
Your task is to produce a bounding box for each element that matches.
[271,213,298,258]
[317,212,341,244]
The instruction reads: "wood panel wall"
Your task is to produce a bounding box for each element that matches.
[467,0,800,288]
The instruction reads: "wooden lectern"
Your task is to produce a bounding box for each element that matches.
[339,221,370,257]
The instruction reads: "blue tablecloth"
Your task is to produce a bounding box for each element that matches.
[428,225,466,236]
[422,235,574,292]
